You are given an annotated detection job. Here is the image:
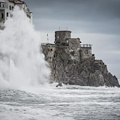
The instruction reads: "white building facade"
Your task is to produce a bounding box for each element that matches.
[0,0,32,28]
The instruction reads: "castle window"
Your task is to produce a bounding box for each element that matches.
[12,6,14,10]
[2,13,4,19]
[85,50,88,54]
[10,13,13,17]
[7,13,9,17]
[0,3,1,7]
[9,5,11,10]
[3,4,4,8]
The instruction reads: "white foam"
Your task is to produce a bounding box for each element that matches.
[0,7,50,90]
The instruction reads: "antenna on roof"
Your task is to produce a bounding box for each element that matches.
[47,34,49,43]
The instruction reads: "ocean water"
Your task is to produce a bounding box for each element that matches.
[0,85,120,120]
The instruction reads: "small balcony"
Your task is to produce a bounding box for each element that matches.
[81,44,92,48]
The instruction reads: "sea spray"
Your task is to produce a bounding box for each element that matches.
[0,7,50,89]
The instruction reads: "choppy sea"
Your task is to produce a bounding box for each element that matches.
[0,85,120,120]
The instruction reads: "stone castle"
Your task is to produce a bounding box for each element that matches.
[42,31,120,87]
[0,0,32,29]
[42,30,93,64]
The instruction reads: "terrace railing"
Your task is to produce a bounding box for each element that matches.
[81,44,92,48]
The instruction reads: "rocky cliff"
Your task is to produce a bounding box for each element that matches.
[42,30,119,87]
[48,46,120,87]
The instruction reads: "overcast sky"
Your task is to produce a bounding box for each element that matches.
[25,0,120,81]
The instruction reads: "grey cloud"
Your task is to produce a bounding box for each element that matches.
[33,18,120,35]
[25,0,120,35]
[26,0,120,20]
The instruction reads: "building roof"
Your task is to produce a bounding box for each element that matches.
[55,30,71,33]
[8,0,24,4]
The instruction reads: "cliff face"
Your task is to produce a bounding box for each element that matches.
[49,47,119,87]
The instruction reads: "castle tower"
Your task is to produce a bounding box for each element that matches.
[55,30,71,45]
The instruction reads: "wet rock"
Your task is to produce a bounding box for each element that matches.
[56,83,63,87]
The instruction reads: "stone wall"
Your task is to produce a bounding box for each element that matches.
[68,38,81,61]
[41,44,56,66]
[81,47,92,60]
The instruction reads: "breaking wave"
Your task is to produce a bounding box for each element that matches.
[0,7,50,90]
